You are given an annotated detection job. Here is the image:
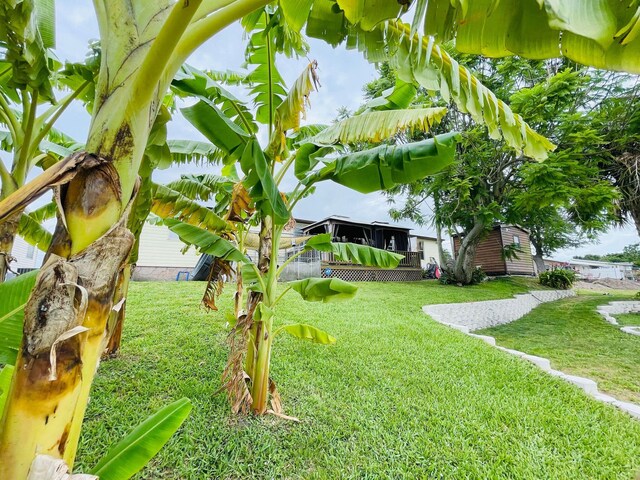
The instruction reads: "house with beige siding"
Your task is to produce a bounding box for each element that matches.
[133,223,202,281]
[451,225,535,276]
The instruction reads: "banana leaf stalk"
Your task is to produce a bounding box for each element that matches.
[0,0,270,476]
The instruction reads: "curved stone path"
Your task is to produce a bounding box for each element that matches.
[422,291,640,420]
[597,301,640,337]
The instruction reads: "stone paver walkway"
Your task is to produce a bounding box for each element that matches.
[422,291,640,420]
[423,290,575,331]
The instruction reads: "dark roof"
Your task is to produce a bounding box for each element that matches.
[303,216,412,232]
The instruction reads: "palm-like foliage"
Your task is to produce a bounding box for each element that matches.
[0,0,96,281]
[0,0,636,476]
[159,8,469,417]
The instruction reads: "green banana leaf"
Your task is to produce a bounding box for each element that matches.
[180,99,250,162]
[307,107,447,145]
[18,212,52,252]
[165,139,225,166]
[304,234,403,268]
[240,264,264,293]
[151,183,231,232]
[303,132,459,193]
[0,0,57,100]
[361,79,418,111]
[0,270,38,365]
[240,139,290,225]
[90,397,193,480]
[165,174,233,203]
[278,323,336,344]
[0,365,14,414]
[172,64,258,135]
[164,219,248,263]
[289,277,358,303]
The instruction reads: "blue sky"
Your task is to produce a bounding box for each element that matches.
[7,1,639,260]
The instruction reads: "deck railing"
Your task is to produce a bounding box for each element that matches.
[322,250,421,269]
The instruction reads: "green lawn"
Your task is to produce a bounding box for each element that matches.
[614,312,640,327]
[75,280,640,479]
[480,295,640,404]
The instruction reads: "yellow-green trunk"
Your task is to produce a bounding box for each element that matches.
[104,263,132,358]
[0,217,133,478]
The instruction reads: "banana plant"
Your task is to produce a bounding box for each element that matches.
[160,9,464,416]
[0,1,97,281]
[0,271,193,479]
[0,0,604,475]
[0,0,277,476]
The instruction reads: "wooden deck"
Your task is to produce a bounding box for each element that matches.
[320,250,423,282]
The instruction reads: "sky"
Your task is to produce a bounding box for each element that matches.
[5,1,638,260]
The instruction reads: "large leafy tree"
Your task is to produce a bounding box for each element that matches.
[388,61,618,283]
[590,85,640,236]
[0,0,638,476]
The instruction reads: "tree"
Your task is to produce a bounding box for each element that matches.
[0,0,638,476]
[0,1,277,476]
[521,207,595,273]
[164,12,460,415]
[0,3,96,281]
[575,243,640,266]
[590,85,640,236]
[387,61,618,283]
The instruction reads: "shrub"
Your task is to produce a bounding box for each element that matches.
[539,268,576,289]
[471,267,488,285]
[439,266,487,286]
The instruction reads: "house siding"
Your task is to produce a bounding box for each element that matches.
[411,236,440,268]
[136,224,201,268]
[9,236,44,274]
[453,225,535,276]
[500,226,535,275]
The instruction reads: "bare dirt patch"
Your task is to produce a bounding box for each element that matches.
[575,278,640,291]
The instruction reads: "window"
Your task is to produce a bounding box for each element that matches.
[513,235,521,245]
[168,230,179,241]
[26,244,35,259]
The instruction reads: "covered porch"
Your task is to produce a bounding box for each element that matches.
[302,217,422,281]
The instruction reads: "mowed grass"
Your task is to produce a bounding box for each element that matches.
[480,294,640,404]
[614,312,640,327]
[75,280,640,479]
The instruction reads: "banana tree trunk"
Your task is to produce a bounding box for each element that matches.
[0,188,134,478]
[0,1,271,473]
[244,217,278,414]
[0,210,22,282]
[103,263,132,358]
